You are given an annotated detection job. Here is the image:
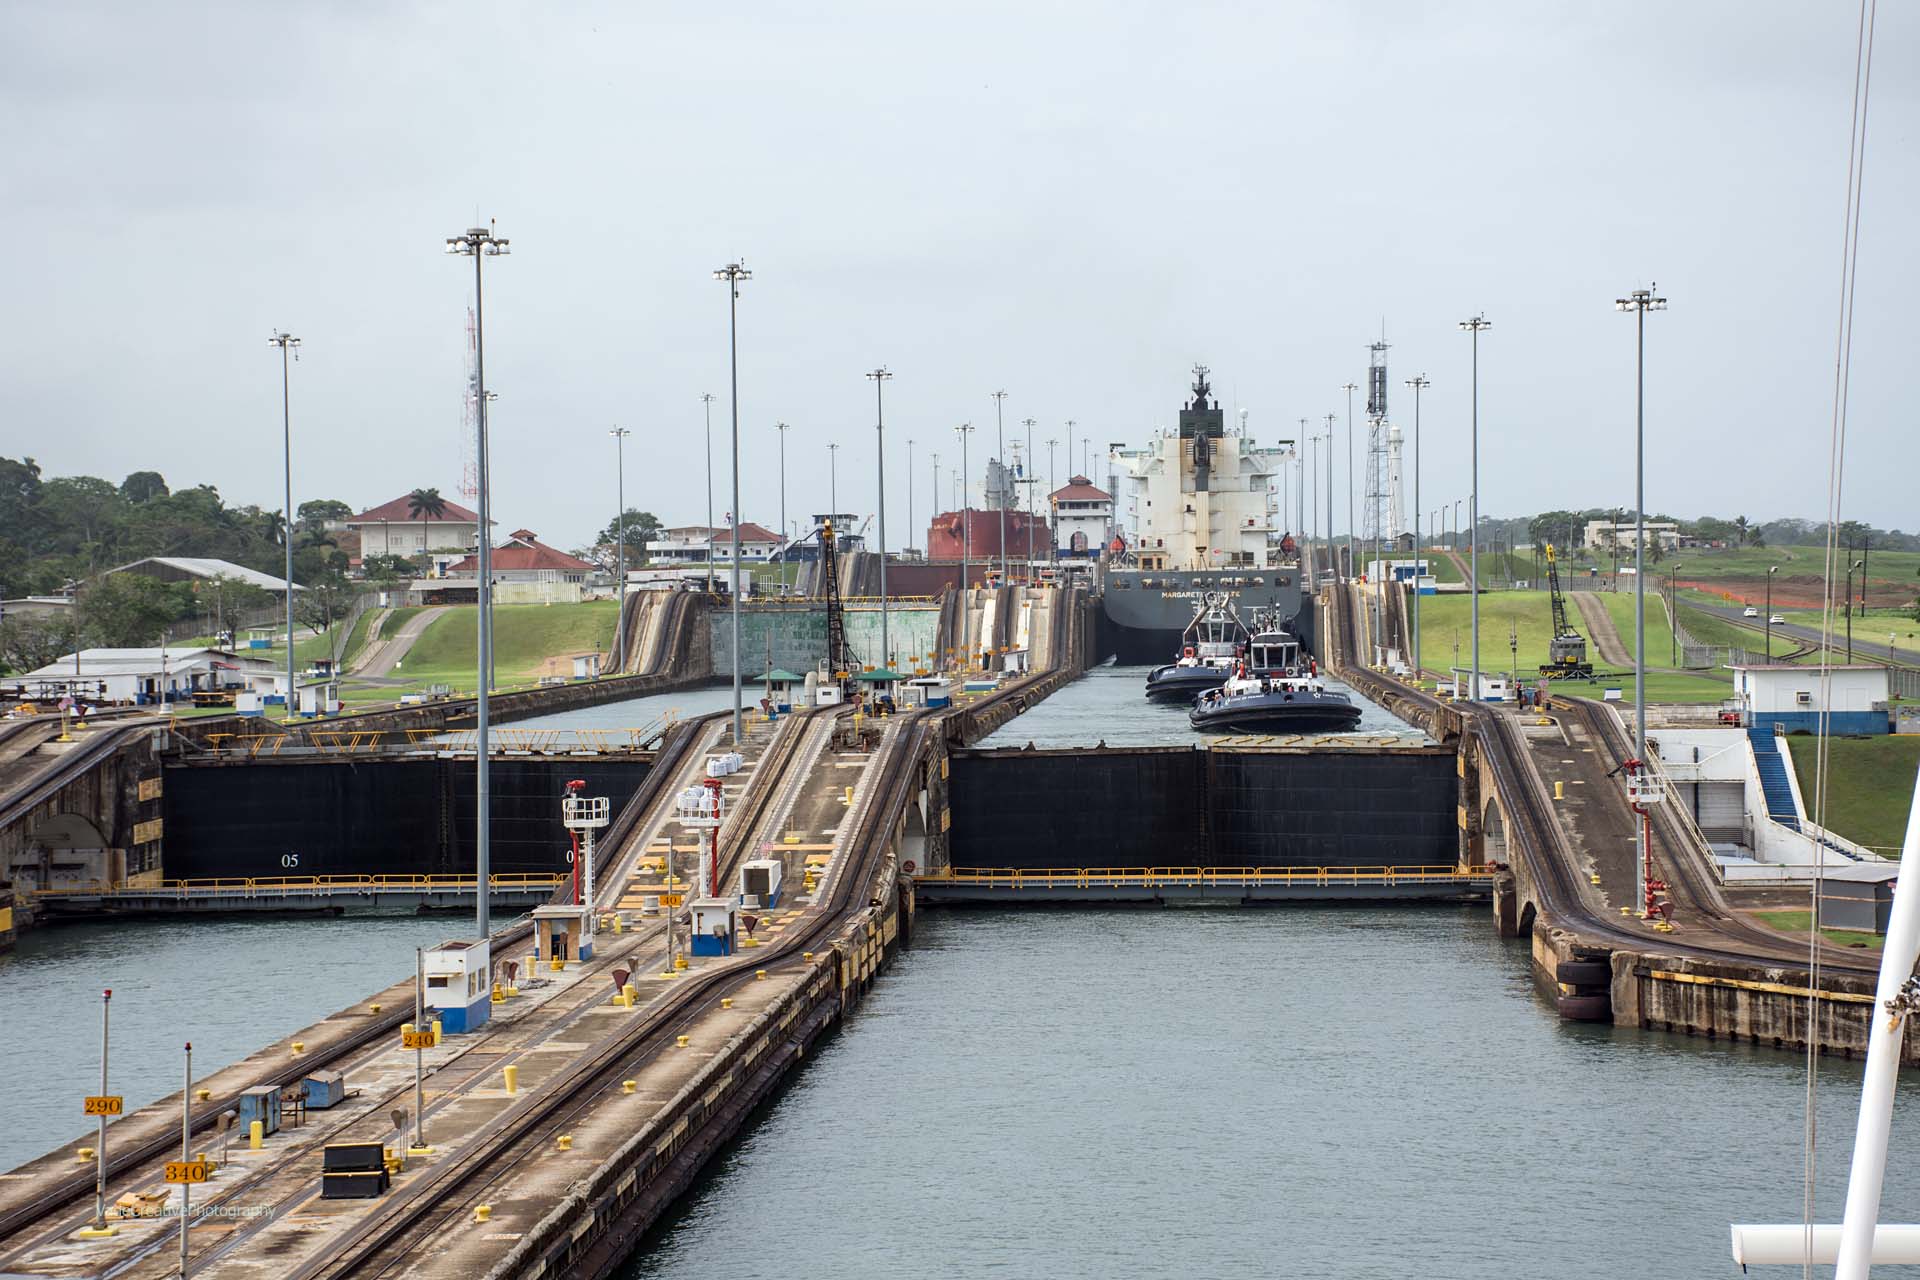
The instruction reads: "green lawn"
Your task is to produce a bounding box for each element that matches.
[339,607,380,668]
[1753,909,1883,950]
[1786,734,1920,855]
[1410,591,1730,702]
[396,602,618,690]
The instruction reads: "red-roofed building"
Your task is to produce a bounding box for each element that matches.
[345,494,486,565]
[444,530,596,584]
[1049,476,1112,557]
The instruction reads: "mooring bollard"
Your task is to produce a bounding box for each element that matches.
[502,1065,518,1095]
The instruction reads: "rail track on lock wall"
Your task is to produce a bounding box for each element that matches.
[287,708,929,1279]
[0,707,722,1248]
[1323,584,1878,979]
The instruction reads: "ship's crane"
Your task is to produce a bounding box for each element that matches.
[1540,542,1593,679]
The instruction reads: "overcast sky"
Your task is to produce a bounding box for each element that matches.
[2,2,1913,552]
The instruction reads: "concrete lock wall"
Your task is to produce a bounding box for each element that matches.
[161,758,651,879]
[947,746,1458,870]
[708,607,942,674]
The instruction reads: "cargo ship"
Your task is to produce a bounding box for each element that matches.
[1098,368,1306,663]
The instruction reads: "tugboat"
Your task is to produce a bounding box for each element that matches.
[1188,620,1362,733]
[1143,593,1247,703]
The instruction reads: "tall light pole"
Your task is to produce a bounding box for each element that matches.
[1342,382,1358,583]
[713,261,751,746]
[1406,375,1430,677]
[610,426,630,672]
[1615,286,1666,803]
[991,390,1008,583]
[1299,418,1312,570]
[955,423,975,587]
[828,442,839,517]
[1045,436,1058,565]
[267,331,300,724]
[1458,314,1491,700]
[1847,557,1864,663]
[1023,417,1037,577]
[905,437,914,562]
[1767,564,1779,662]
[1668,562,1683,667]
[700,393,717,593]
[446,221,508,941]
[775,423,789,595]
[869,367,893,666]
[1323,413,1337,580]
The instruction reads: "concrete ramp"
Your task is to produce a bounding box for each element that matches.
[1571,592,1632,668]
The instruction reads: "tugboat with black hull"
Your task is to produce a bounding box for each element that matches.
[1144,592,1248,704]
[1188,618,1361,734]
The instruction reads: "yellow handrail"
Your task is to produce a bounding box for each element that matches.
[916,865,1495,888]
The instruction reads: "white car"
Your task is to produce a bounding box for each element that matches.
[1742,605,1758,618]
[1770,614,1786,625]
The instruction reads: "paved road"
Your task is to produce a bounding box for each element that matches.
[1570,592,1630,667]
[353,606,448,679]
[1690,600,1917,666]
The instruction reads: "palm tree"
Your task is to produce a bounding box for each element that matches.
[406,487,448,570]
[1734,515,1750,547]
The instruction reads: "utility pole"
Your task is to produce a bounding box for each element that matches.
[713,261,751,746]
[955,423,975,588]
[1342,382,1358,588]
[267,331,300,725]
[775,423,789,595]
[446,222,508,940]
[905,437,914,562]
[1323,413,1337,580]
[1459,314,1492,700]
[700,393,717,594]
[1616,284,1665,914]
[1022,417,1037,577]
[828,442,839,518]
[869,367,893,667]
[991,390,1008,583]
[1045,436,1058,565]
[1406,375,1430,676]
[610,427,630,671]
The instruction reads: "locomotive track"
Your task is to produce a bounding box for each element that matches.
[1324,584,1877,980]
[0,709,724,1252]
[292,708,915,1279]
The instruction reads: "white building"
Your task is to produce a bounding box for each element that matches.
[19,648,275,705]
[1583,519,1681,552]
[646,523,782,565]
[1048,476,1113,558]
[1731,664,1888,735]
[346,494,485,564]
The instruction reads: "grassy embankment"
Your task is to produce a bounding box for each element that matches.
[1786,734,1920,855]
[1409,592,1731,703]
[385,602,619,693]
[1752,909,1884,950]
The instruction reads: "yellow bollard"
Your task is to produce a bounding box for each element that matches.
[755,969,767,980]
[674,955,688,971]
[556,1135,573,1151]
[291,1040,304,1055]
[474,1204,492,1223]
[527,952,539,976]
[676,1035,690,1048]
[431,1019,442,1045]
[194,1088,211,1102]
[492,983,505,1003]
[843,786,854,803]
[803,951,814,962]
[401,1021,415,1039]
[622,1079,637,1094]
[77,1146,95,1162]
[370,1003,382,1015]
[1554,780,1565,800]
[249,1120,264,1150]
[623,982,637,1002]
[550,956,564,972]
[612,914,624,935]
[502,1065,519,1094]
[721,997,734,1009]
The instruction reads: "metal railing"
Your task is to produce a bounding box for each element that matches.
[30,872,567,900]
[917,865,1495,889]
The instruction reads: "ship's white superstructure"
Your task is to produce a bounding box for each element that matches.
[1113,367,1291,573]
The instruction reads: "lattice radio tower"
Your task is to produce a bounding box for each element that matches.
[1363,339,1390,569]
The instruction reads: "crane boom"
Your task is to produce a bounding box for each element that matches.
[1541,543,1593,678]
